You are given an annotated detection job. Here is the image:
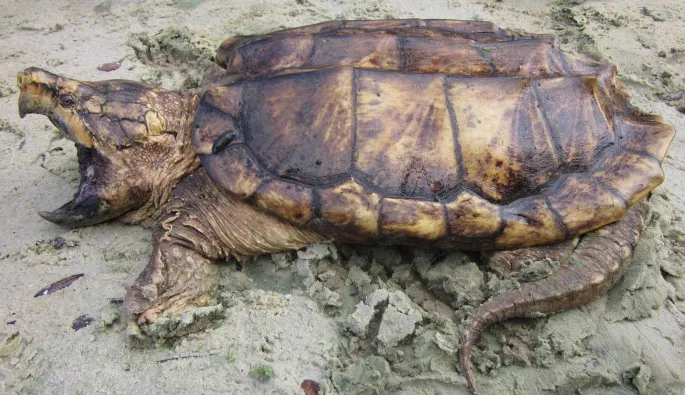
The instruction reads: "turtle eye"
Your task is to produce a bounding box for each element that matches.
[58,92,77,108]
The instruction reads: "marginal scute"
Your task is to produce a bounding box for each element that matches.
[202,144,271,199]
[192,85,244,155]
[380,198,447,240]
[496,197,566,249]
[242,68,354,184]
[254,180,314,225]
[318,178,381,237]
[547,174,626,235]
[592,150,664,205]
[355,70,459,197]
[620,117,676,161]
[445,191,501,237]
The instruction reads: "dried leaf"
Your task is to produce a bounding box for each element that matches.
[97,56,127,72]
[34,273,84,297]
[301,379,320,395]
[97,61,121,71]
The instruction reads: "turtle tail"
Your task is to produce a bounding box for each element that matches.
[459,200,649,394]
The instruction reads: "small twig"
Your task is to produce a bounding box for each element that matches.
[156,353,217,363]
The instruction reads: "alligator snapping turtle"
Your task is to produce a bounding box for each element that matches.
[16,19,674,393]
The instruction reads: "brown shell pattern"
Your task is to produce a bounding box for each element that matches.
[195,19,675,250]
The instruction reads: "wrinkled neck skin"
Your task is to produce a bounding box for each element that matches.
[119,93,201,227]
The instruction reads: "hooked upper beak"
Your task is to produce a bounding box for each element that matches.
[16,68,93,147]
[17,71,54,118]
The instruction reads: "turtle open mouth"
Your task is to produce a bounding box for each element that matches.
[37,145,121,227]
[17,69,136,227]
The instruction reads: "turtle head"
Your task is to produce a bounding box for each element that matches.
[17,67,200,227]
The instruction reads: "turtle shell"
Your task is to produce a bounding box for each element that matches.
[192,19,674,250]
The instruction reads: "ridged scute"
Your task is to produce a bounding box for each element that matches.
[355,70,459,197]
[241,68,354,184]
[195,19,675,250]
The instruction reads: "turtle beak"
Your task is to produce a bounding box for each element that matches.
[17,71,54,118]
[16,68,94,147]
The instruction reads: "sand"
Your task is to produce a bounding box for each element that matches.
[1,0,684,394]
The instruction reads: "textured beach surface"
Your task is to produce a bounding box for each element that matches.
[1,1,684,394]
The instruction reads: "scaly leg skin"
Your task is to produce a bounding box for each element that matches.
[460,200,650,394]
[124,170,325,327]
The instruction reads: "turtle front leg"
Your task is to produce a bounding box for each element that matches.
[460,200,650,394]
[124,233,220,325]
[124,201,225,325]
[124,170,326,325]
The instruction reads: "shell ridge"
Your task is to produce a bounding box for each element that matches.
[442,75,466,200]
[586,76,619,147]
[301,34,318,68]
[472,43,496,74]
[398,36,409,70]
[530,80,562,160]
[351,68,359,168]
[551,45,572,75]
[237,79,248,142]
[589,146,620,172]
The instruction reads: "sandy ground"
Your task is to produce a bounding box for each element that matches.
[1,0,684,394]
